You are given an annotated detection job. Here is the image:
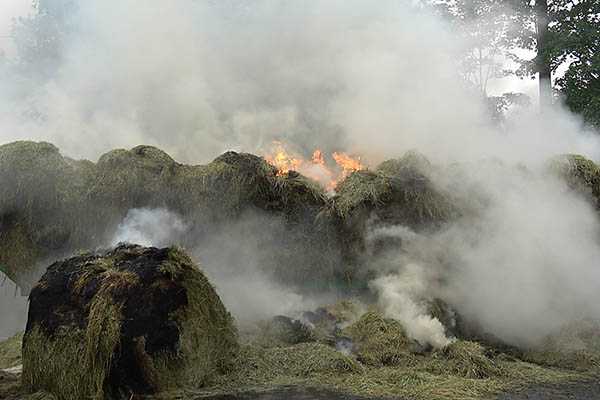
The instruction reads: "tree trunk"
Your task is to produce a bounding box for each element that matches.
[535,0,553,111]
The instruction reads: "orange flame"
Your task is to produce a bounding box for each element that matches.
[263,141,303,176]
[262,142,364,192]
[332,152,364,179]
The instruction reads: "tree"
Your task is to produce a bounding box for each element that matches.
[11,0,75,81]
[508,0,600,118]
[551,0,600,128]
[435,0,515,96]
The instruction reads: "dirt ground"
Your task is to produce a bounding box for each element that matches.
[496,380,600,400]
[183,381,600,400]
[3,370,600,400]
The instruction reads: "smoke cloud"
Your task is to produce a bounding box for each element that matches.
[1,1,600,348]
[372,265,454,349]
[111,208,188,247]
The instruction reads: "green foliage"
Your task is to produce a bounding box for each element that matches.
[548,0,600,127]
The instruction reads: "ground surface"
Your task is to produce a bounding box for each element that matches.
[3,371,600,400]
[497,380,600,400]
[177,381,600,400]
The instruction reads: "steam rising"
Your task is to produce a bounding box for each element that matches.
[1,1,600,348]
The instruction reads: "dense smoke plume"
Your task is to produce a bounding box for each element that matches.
[1,1,600,348]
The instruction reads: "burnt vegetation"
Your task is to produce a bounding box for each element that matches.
[1,141,600,399]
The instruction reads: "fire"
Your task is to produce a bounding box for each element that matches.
[332,152,364,179]
[312,149,325,166]
[263,141,303,176]
[262,142,364,192]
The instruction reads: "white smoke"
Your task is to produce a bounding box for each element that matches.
[112,208,187,247]
[434,162,600,347]
[372,265,454,349]
[1,0,600,348]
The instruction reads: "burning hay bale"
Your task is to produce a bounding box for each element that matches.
[22,244,237,399]
[330,151,456,287]
[0,141,337,292]
[274,171,328,221]
[334,151,455,229]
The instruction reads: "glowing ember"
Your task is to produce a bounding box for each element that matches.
[262,142,364,192]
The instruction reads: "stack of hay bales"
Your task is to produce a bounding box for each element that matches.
[0,142,339,292]
[22,244,238,399]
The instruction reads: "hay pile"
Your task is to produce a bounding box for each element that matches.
[343,311,414,367]
[429,341,501,379]
[22,244,237,399]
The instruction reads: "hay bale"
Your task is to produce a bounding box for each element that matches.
[0,141,338,292]
[343,311,414,366]
[430,340,501,379]
[0,141,93,288]
[331,151,455,289]
[548,154,600,208]
[334,151,454,229]
[22,244,237,399]
[376,150,432,177]
[274,171,328,221]
[91,146,180,228]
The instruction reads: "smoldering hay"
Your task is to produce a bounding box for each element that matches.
[2,137,600,352]
[2,0,600,352]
